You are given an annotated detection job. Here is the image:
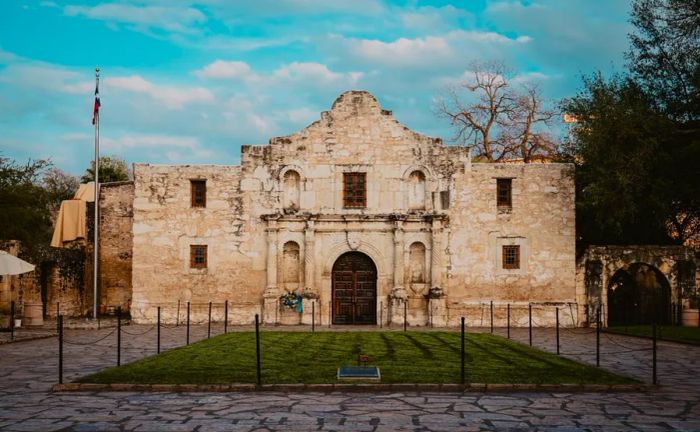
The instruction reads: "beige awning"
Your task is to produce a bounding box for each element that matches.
[50,183,95,248]
[73,182,95,202]
[50,199,88,248]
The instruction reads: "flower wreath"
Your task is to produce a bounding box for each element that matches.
[280,290,303,313]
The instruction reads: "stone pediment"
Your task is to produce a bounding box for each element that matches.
[264,90,445,162]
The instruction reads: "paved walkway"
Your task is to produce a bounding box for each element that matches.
[0,324,698,431]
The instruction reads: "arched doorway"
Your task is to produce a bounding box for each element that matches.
[332,251,377,324]
[607,263,672,326]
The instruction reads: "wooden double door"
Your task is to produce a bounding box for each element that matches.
[332,252,377,325]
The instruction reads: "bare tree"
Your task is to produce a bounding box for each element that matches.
[436,61,557,162]
[42,167,79,213]
[510,84,557,162]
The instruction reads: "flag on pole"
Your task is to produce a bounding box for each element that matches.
[92,80,101,125]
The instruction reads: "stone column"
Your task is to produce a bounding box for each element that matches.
[390,218,407,324]
[393,220,405,291]
[304,220,315,293]
[430,218,443,289]
[263,219,279,324]
[301,219,316,325]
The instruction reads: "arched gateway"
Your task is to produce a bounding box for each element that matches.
[332,252,377,324]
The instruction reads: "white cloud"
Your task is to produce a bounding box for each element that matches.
[346,30,531,67]
[106,75,214,109]
[194,60,260,82]
[101,133,215,163]
[195,60,363,88]
[353,36,452,66]
[102,133,201,151]
[63,3,206,34]
[273,62,342,83]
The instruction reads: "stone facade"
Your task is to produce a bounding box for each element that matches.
[98,182,134,313]
[129,91,577,326]
[577,245,697,326]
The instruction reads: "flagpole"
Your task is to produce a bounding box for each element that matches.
[93,66,100,320]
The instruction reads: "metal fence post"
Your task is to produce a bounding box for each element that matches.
[379,301,383,328]
[556,307,560,355]
[186,301,190,346]
[652,322,658,385]
[10,301,15,341]
[460,316,465,385]
[328,301,332,328]
[507,303,511,339]
[176,299,180,327]
[403,299,407,332]
[56,302,60,333]
[157,306,161,354]
[255,314,262,386]
[528,303,532,347]
[117,306,122,366]
[58,315,63,384]
[224,300,228,334]
[207,301,212,339]
[312,301,315,333]
[490,300,494,334]
[596,308,600,367]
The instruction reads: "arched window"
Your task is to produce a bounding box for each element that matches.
[283,170,300,210]
[282,241,300,283]
[408,170,426,210]
[409,242,426,283]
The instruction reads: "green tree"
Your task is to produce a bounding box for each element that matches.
[80,155,131,183]
[0,157,53,245]
[628,0,700,120]
[562,74,677,249]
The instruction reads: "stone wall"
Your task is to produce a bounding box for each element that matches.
[98,181,134,313]
[577,245,698,326]
[130,90,577,326]
[131,164,263,324]
[446,162,577,326]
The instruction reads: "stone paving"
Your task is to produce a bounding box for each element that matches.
[0,324,699,431]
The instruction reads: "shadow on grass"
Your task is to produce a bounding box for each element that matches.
[77,331,638,385]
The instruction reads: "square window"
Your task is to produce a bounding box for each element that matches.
[191,180,206,208]
[190,245,208,269]
[343,173,366,208]
[502,245,520,269]
[497,178,512,208]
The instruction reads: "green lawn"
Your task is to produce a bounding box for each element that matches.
[607,325,700,345]
[78,331,636,385]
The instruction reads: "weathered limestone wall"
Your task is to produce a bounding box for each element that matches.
[99,182,134,313]
[131,164,264,323]
[446,163,577,326]
[577,245,698,325]
[130,90,577,327]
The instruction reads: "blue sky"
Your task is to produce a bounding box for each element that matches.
[0,1,632,175]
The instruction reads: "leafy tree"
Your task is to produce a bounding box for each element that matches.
[436,61,557,162]
[80,155,131,183]
[563,73,700,250]
[0,157,53,246]
[628,0,700,120]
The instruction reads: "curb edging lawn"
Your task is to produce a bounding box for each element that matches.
[52,382,651,393]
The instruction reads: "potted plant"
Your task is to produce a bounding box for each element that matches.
[279,290,302,325]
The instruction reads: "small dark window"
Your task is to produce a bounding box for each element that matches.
[343,173,366,208]
[497,178,512,208]
[190,245,208,269]
[502,245,520,269]
[440,191,450,210]
[191,180,206,208]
